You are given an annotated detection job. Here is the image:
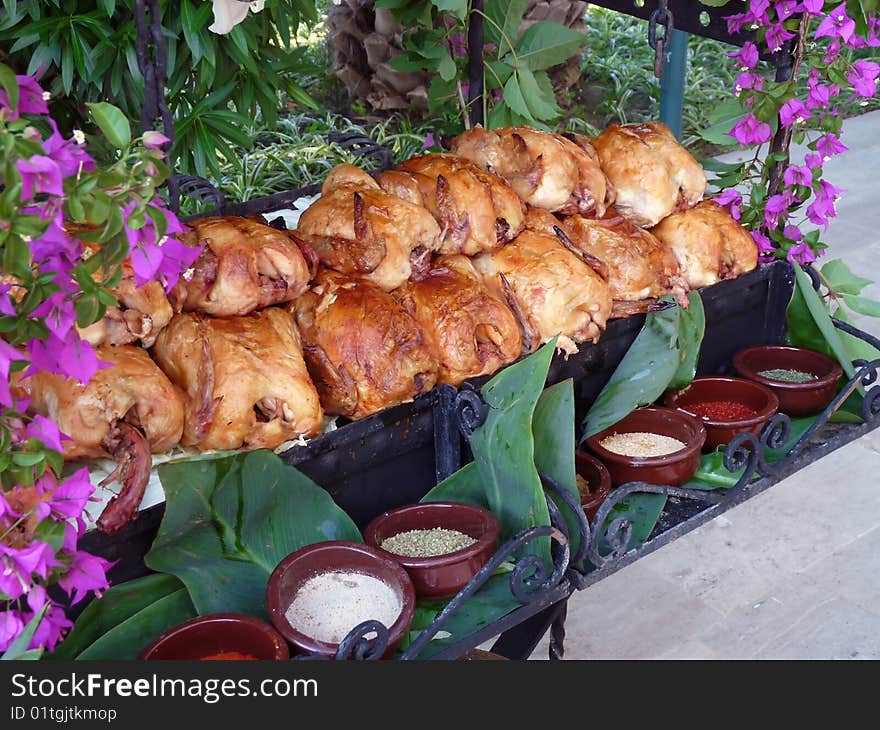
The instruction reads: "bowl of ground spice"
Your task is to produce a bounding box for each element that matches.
[664,376,779,450]
[265,541,416,658]
[732,345,843,416]
[574,451,612,523]
[139,613,290,660]
[364,502,501,600]
[585,406,706,487]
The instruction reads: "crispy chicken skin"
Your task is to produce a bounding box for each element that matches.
[650,200,759,288]
[377,153,525,255]
[394,255,522,386]
[152,309,323,451]
[525,207,688,304]
[471,228,613,354]
[17,345,185,532]
[290,269,439,419]
[449,126,612,216]
[169,215,315,317]
[296,164,441,291]
[592,121,707,228]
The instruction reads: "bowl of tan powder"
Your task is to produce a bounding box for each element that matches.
[364,502,501,599]
[266,541,416,658]
[585,406,706,487]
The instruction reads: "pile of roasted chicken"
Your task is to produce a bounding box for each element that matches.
[17,121,758,533]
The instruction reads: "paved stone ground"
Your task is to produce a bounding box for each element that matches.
[536,110,880,660]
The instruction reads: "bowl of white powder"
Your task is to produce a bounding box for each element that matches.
[265,541,416,658]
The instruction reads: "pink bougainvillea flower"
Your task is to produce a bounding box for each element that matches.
[799,0,824,14]
[0,75,49,120]
[847,60,880,98]
[0,541,58,600]
[816,133,848,161]
[25,414,69,454]
[26,594,73,652]
[784,164,813,188]
[423,132,436,149]
[30,292,76,341]
[726,13,751,35]
[728,41,759,70]
[787,242,817,265]
[125,203,202,292]
[25,331,106,385]
[0,283,16,317]
[779,98,812,127]
[735,72,764,95]
[0,338,26,408]
[43,469,94,522]
[807,82,834,110]
[823,38,842,64]
[153,236,203,293]
[775,0,799,22]
[0,490,20,522]
[16,156,63,200]
[783,224,803,242]
[815,4,855,43]
[58,550,113,605]
[807,179,844,228]
[43,119,95,179]
[764,192,793,229]
[141,130,170,150]
[765,23,795,52]
[447,33,467,58]
[751,230,775,259]
[715,189,743,220]
[805,152,823,170]
[729,114,773,146]
[0,610,24,653]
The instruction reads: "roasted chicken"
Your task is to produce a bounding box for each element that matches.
[394,255,522,386]
[471,228,613,355]
[290,269,439,419]
[17,345,185,533]
[377,153,525,255]
[296,164,441,291]
[650,200,759,289]
[169,215,315,317]
[592,121,707,228]
[449,126,612,217]
[152,308,323,452]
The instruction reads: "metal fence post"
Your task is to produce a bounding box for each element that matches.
[659,28,689,139]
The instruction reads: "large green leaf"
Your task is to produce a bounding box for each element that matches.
[821,259,873,296]
[145,450,362,618]
[424,462,487,507]
[86,102,131,149]
[697,98,746,146]
[517,67,560,122]
[841,294,880,319]
[513,21,586,71]
[484,0,528,56]
[670,291,706,389]
[51,574,188,660]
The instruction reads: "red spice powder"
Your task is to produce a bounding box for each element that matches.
[687,400,757,421]
[200,651,259,661]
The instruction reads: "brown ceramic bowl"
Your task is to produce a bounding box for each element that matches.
[732,345,843,416]
[574,451,612,523]
[265,541,415,659]
[584,406,706,487]
[363,502,500,600]
[138,613,289,661]
[664,376,779,450]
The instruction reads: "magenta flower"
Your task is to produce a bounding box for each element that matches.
[124,203,201,291]
[783,165,812,187]
[775,1,799,22]
[816,133,848,161]
[43,119,95,179]
[823,39,842,64]
[805,152,823,170]
[423,132,436,149]
[807,179,844,228]
[25,592,72,652]
[799,0,824,14]
[0,75,49,120]
[764,192,792,228]
[142,130,170,150]
[0,338,26,408]
[16,156,64,200]
[729,114,773,146]
[447,34,467,58]
[728,42,759,70]
[726,13,751,35]
[807,83,834,110]
[45,469,94,522]
[58,550,113,605]
[0,541,58,600]
[735,72,764,95]
[787,242,817,265]
[715,189,743,221]
[751,230,775,259]
[783,224,803,242]
[0,283,16,317]
[25,331,106,385]
[30,292,76,341]
[0,610,24,653]
[0,491,20,522]
[815,4,855,43]
[779,98,812,127]
[28,212,81,273]
[25,414,68,454]
[847,60,880,98]
[765,23,795,52]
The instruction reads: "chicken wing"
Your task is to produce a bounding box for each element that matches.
[152,308,323,452]
[449,126,612,216]
[592,121,706,228]
[377,153,525,255]
[296,164,441,291]
[18,345,185,532]
[650,200,759,288]
[290,269,439,419]
[394,255,522,386]
[169,215,315,317]
[471,228,613,355]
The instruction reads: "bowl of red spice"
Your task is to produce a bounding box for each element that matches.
[363,502,501,600]
[664,376,779,450]
[139,613,289,661]
[584,406,706,487]
[574,451,612,523]
[732,345,843,416]
[265,541,416,658]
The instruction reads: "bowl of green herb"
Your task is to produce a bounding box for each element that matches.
[733,345,843,416]
[364,502,501,600]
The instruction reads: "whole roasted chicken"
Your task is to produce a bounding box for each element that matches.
[18,345,185,533]
[296,164,441,290]
[394,255,522,386]
[650,200,759,288]
[290,269,439,419]
[449,126,612,217]
[376,153,525,255]
[471,228,613,355]
[152,308,323,452]
[592,121,707,228]
[170,215,315,317]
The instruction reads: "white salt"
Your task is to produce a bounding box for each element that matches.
[285,571,402,644]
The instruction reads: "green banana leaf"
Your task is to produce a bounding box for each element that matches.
[670,291,706,389]
[51,574,196,660]
[145,450,361,618]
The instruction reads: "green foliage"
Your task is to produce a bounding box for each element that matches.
[1,605,47,660]
[0,0,319,178]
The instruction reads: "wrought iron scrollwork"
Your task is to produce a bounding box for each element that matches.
[329,131,395,171]
[334,620,390,661]
[454,386,488,439]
